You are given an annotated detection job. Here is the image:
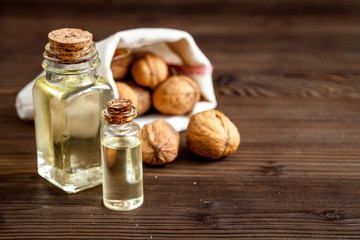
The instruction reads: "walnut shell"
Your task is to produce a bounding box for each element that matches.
[131,53,168,89]
[115,81,138,110]
[110,49,133,80]
[115,81,151,116]
[141,120,180,165]
[152,75,200,115]
[187,110,240,160]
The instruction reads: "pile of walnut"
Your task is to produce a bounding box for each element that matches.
[111,50,200,117]
[111,49,240,165]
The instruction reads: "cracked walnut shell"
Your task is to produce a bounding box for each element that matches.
[141,120,180,165]
[131,53,168,89]
[152,75,200,115]
[187,110,240,160]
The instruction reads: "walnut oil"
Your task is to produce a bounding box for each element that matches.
[101,99,143,211]
[33,28,114,193]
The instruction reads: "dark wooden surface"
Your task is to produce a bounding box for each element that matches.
[1,0,360,239]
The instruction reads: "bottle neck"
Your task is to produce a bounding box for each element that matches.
[42,42,100,85]
[102,99,139,137]
[106,121,133,131]
[102,118,140,138]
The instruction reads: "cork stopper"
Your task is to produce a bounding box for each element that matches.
[103,99,137,124]
[46,28,94,61]
[49,28,92,52]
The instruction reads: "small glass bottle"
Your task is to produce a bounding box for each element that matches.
[101,98,143,211]
[33,28,114,193]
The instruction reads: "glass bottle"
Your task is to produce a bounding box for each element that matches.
[33,28,114,193]
[101,98,143,211]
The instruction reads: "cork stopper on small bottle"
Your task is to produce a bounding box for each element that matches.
[47,28,93,60]
[103,99,137,124]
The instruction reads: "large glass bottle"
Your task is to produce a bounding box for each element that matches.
[33,28,114,193]
[101,98,143,211]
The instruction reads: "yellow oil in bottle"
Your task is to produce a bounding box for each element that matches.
[101,135,143,211]
[34,74,113,193]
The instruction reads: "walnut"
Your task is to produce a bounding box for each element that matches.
[131,53,168,89]
[115,81,151,116]
[115,81,137,108]
[110,49,133,80]
[141,120,180,165]
[152,75,200,115]
[187,110,240,160]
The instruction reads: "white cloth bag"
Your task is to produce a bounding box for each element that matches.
[15,28,217,132]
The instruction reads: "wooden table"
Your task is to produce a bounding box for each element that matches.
[1,0,360,239]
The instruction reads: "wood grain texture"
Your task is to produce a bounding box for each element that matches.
[1,0,360,239]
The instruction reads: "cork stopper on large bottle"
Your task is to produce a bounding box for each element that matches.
[47,28,93,60]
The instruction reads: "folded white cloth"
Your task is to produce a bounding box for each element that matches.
[15,28,217,132]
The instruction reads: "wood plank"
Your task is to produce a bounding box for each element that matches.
[1,173,360,239]
[1,0,360,16]
[2,93,360,176]
[2,15,360,92]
